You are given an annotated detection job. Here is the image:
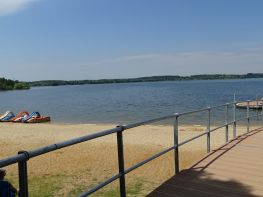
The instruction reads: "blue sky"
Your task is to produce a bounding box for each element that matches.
[1,0,263,81]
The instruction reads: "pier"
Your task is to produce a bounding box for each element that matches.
[236,100,263,109]
[148,127,263,197]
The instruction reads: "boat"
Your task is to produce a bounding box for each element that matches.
[236,100,263,109]
[26,116,51,123]
[0,111,15,122]
[22,112,51,123]
[11,111,30,122]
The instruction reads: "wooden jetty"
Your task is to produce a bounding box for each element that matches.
[236,100,262,109]
[148,128,263,197]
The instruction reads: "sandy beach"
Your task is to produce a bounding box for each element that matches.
[0,123,257,196]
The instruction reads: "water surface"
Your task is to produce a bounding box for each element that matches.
[0,79,262,125]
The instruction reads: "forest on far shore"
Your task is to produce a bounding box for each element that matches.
[0,78,30,90]
[28,73,263,87]
[1,73,263,90]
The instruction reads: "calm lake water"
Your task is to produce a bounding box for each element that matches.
[0,79,263,125]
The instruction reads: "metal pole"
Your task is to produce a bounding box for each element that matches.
[247,100,250,133]
[18,151,29,197]
[225,104,229,143]
[207,108,211,153]
[256,95,259,120]
[116,126,126,197]
[233,96,237,139]
[174,114,179,174]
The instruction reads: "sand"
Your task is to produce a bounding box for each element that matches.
[0,123,257,196]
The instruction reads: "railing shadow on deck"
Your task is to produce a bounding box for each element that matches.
[147,170,259,197]
[148,128,263,197]
[190,127,263,171]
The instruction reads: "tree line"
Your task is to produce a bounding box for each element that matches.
[0,78,30,90]
[28,73,263,87]
[1,73,263,90]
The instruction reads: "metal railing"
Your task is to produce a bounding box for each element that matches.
[0,98,263,197]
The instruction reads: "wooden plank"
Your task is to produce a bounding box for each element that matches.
[236,101,263,109]
[148,128,263,197]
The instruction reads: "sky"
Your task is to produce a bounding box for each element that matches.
[0,0,263,81]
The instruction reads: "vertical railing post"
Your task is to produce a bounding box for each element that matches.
[225,103,229,143]
[233,98,237,139]
[261,98,263,121]
[174,114,179,174]
[207,107,211,153]
[116,126,126,197]
[247,100,250,133]
[18,151,29,197]
[256,95,259,120]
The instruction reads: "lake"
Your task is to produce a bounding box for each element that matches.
[0,79,263,125]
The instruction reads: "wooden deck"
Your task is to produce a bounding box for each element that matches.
[236,101,262,109]
[148,128,263,197]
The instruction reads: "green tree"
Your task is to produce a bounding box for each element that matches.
[0,77,30,90]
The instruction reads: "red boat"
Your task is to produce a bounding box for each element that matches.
[11,111,30,122]
[26,116,51,123]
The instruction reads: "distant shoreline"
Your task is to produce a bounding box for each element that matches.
[28,73,263,87]
[0,78,30,91]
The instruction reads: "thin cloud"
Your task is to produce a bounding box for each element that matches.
[3,48,263,81]
[0,0,40,15]
[84,48,263,68]
[75,48,263,78]
[86,54,160,66]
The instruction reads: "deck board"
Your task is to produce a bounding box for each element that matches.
[148,128,263,197]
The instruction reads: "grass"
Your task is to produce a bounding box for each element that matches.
[28,175,65,197]
[92,180,143,197]
[68,185,88,197]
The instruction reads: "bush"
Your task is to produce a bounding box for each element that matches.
[14,82,30,90]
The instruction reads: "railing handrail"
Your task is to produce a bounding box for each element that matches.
[0,127,122,167]
[0,98,262,197]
